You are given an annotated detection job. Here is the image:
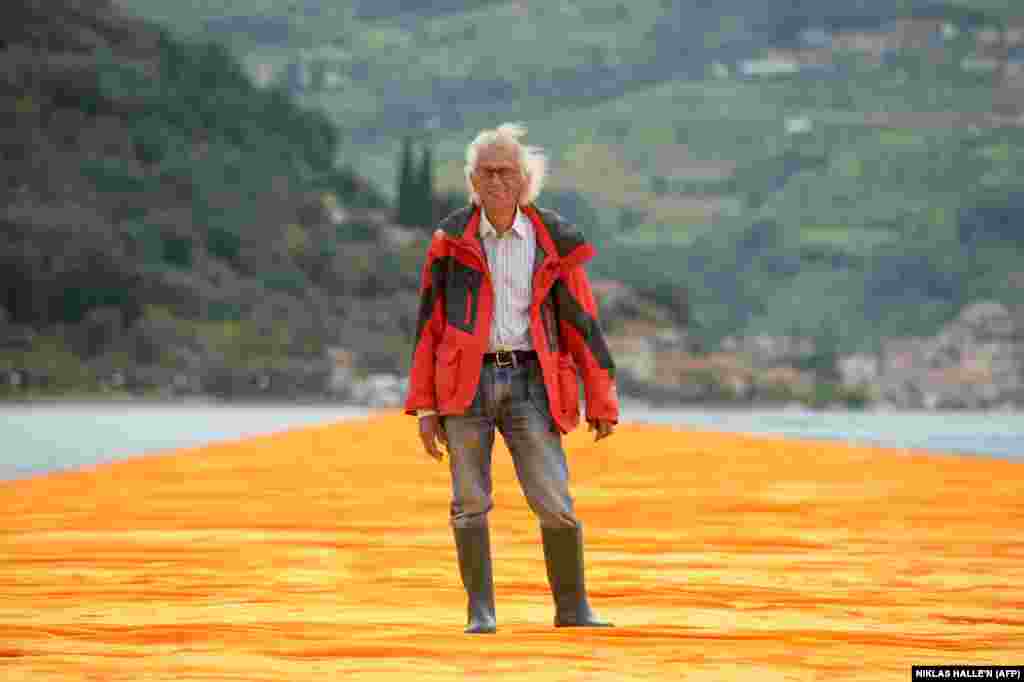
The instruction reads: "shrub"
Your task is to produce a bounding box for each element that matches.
[206,227,242,262]
[337,221,376,243]
[162,236,193,269]
[260,270,311,295]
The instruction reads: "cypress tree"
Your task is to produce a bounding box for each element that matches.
[417,143,435,227]
[396,136,415,226]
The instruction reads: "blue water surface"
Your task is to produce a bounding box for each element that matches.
[1,402,373,480]
[2,401,1021,480]
[621,400,1023,461]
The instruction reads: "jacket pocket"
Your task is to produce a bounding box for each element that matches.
[436,344,462,405]
[557,354,579,419]
[444,261,482,333]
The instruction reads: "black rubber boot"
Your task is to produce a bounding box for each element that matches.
[541,523,613,627]
[453,525,496,634]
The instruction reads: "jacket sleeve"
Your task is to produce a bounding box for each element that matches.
[403,239,445,416]
[554,263,619,424]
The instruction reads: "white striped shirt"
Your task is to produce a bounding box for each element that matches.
[479,206,535,353]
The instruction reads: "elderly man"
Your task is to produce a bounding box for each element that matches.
[404,123,618,634]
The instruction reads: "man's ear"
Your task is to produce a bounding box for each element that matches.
[519,171,531,203]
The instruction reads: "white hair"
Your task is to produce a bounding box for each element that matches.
[464,122,547,206]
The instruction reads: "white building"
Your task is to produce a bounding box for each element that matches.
[739,59,800,78]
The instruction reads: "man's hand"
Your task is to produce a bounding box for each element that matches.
[587,419,615,442]
[419,414,448,462]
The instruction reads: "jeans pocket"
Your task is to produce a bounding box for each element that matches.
[526,364,552,420]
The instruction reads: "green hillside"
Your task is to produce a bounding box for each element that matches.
[113,0,1024,351]
[2,0,426,398]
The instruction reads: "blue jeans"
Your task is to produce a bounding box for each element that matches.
[443,356,578,530]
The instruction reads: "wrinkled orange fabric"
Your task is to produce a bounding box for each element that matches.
[1,411,1021,681]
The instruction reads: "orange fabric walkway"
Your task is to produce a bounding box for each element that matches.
[1,411,1021,681]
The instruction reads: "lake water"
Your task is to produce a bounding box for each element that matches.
[0,403,373,481]
[620,400,1023,461]
[2,400,1021,480]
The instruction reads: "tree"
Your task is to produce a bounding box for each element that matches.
[637,281,691,328]
[396,136,416,226]
[418,143,435,227]
[797,316,841,382]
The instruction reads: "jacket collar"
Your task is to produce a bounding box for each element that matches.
[441,204,595,271]
[522,204,596,270]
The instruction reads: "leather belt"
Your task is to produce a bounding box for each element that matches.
[482,350,537,368]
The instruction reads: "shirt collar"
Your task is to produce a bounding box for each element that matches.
[479,205,526,239]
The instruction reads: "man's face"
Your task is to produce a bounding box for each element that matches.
[471,144,527,213]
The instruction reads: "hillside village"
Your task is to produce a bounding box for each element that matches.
[324,284,1024,410]
[253,14,1024,117]
[741,16,1024,118]
[597,282,1024,410]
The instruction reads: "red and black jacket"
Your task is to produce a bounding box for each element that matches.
[403,204,618,434]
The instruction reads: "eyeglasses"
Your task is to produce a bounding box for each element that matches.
[475,167,521,182]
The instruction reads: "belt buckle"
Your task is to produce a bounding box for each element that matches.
[494,350,515,368]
